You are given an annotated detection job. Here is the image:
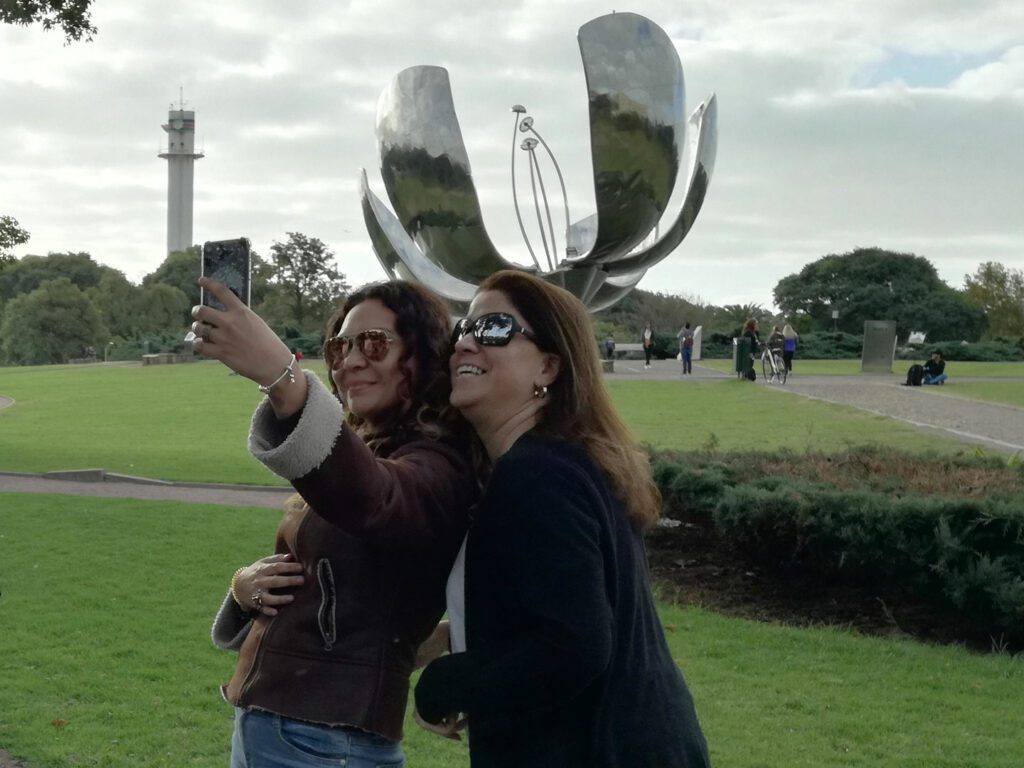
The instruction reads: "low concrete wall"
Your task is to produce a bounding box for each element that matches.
[141,353,197,365]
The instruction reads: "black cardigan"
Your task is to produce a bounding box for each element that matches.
[416,434,710,767]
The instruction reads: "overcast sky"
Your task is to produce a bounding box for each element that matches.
[1,0,1022,309]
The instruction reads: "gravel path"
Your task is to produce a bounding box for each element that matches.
[777,374,1024,453]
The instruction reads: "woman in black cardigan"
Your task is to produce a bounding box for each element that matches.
[415,271,711,767]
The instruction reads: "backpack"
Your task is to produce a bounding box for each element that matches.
[682,333,693,349]
[906,364,924,386]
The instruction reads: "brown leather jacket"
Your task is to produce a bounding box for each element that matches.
[212,373,474,741]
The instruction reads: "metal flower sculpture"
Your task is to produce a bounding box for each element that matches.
[360,12,717,312]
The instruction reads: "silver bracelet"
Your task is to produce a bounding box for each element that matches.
[257,354,297,394]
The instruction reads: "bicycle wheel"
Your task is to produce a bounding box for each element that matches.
[761,354,773,382]
[774,352,787,384]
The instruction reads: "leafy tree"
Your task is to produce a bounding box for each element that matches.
[0,215,30,269]
[143,247,201,307]
[964,262,1024,339]
[0,0,96,42]
[0,251,107,312]
[773,247,985,341]
[86,270,142,338]
[132,283,191,336]
[267,232,349,331]
[0,278,106,364]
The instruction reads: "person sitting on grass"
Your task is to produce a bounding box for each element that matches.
[923,351,948,385]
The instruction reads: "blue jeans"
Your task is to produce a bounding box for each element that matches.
[231,708,404,768]
[924,373,948,385]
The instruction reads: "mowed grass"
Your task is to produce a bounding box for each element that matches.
[608,379,959,454]
[0,362,972,482]
[696,359,1024,378]
[925,381,1024,409]
[2,493,1022,768]
[0,361,305,485]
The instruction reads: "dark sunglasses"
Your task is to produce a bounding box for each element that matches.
[451,312,539,348]
[323,328,397,365]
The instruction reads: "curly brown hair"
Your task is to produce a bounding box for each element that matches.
[323,280,461,447]
[477,271,662,530]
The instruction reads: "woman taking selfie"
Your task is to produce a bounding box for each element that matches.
[192,277,474,768]
[415,271,711,767]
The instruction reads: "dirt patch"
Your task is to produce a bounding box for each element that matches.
[737,451,1024,499]
[647,521,1010,653]
[0,750,29,768]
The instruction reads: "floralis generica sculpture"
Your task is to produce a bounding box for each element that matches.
[360,12,717,312]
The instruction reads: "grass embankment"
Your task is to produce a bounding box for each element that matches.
[1,493,1022,767]
[0,363,969,482]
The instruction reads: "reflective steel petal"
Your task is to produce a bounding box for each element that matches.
[568,12,686,264]
[360,169,475,309]
[604,94,717,277]
[376,65,532,283]
[586,268,648,312]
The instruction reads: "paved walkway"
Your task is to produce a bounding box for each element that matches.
[0,470,293,508]
[1,361,1021,505]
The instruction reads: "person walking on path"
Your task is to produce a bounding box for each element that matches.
[782,324,799,373]
[641,321,655,369]
[677,322,694,375]
[604,334,616,361]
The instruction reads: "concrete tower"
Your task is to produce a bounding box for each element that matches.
[158,105,204,254]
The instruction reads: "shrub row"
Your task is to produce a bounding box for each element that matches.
[650,447,1024,642]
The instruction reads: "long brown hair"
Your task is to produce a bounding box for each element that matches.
[323,280,462,448]
[478,271,661,530]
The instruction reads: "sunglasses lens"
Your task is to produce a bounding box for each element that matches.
[325,330,392,364]
[451,318,470,347]
[476,313,515,346]
[324,337,345,366]
[359,330,391,361]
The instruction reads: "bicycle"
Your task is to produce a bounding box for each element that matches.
[760,345,788,384]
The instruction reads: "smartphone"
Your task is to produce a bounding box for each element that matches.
[201,238,251,311]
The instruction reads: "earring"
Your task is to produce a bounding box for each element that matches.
[533,384,548,399]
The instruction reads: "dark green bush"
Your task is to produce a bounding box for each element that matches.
[896,338,1024,362]
[649,446,1024,641]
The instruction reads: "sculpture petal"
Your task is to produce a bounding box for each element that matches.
[360,168,475,310]
[568,12,687,265]
[541,264,607,306]
[604,93,717,277]
[586,268,647,312]
[376,65,532,283]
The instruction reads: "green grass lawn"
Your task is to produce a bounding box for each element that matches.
[609,380,959,455]
[0,361,300,485]
[2,493,1022,768]
[697,359,1024,378]
[925,381,1024,409]
[0,362,974,482]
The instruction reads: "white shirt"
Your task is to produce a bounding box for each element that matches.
[446,535,468,654]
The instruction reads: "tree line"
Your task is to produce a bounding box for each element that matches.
[595,247,1024,348]
[0,220,349,365]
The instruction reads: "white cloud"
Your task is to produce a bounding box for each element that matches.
[0,0,1021,307]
